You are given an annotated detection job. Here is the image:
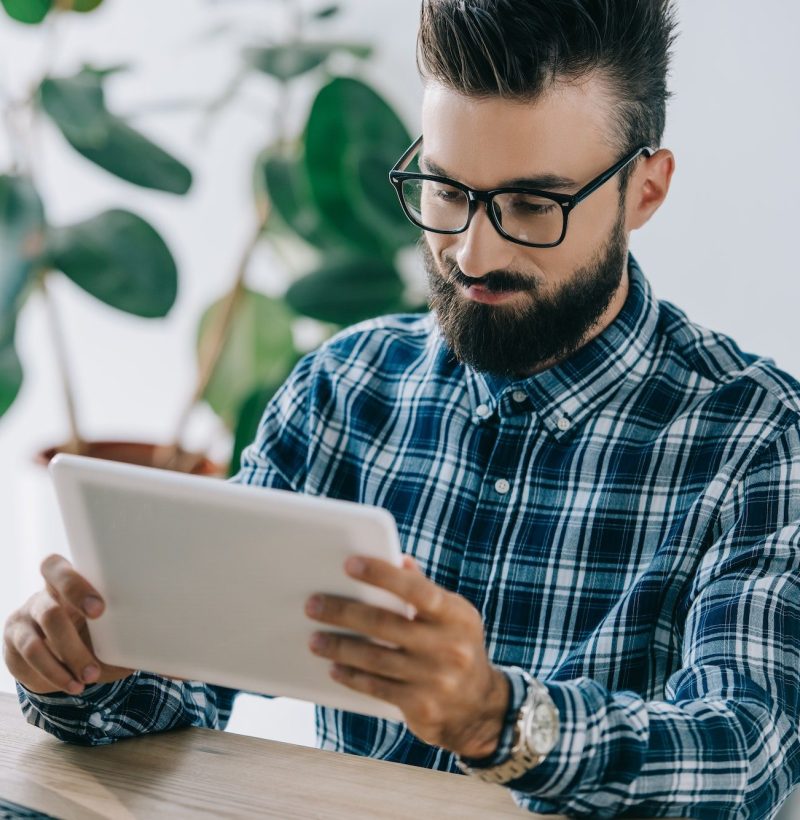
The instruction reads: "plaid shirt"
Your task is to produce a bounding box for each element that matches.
[18,256,800,818]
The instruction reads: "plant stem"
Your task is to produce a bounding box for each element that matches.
[154,209,270,471]
[39,272,85,455]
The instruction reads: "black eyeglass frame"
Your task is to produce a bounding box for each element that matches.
[388,135,654,249]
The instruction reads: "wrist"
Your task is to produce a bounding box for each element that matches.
[456,672,561,785]
[455,665,511,759]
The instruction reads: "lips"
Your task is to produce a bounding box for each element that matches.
[462,283,522,304]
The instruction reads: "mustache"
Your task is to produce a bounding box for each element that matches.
[439,260,537,294]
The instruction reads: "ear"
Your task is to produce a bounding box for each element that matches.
[625,148,675,231]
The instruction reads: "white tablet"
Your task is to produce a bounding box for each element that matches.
[48,453,411,722]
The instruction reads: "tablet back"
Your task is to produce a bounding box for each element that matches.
[49,454,408,722]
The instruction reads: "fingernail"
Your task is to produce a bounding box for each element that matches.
[83,665,99,683]
[345,557,366,576]
[83,596,103,617]
[67,680,83,695]
[306,596,323,617]
[310,633,329,652]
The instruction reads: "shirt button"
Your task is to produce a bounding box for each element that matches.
[476,404,491,418]
[511,390,527,403]
[494,479,510,495]
[556,417,571,431]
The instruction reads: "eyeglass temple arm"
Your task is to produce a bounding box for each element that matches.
[390,135,424,176]
[571,146,655,205]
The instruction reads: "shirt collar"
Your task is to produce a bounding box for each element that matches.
[461,254,660,439]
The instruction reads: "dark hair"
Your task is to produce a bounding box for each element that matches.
[417,0,678,184]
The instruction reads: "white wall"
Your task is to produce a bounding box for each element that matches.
[0,0,797,751]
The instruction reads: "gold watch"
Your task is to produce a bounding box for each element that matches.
[456,673,560,785]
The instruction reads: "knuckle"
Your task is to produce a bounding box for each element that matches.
[427,587,447,616]
[362,674,383,699]
[38,603,66,633]
[61,577,86,607]
[2,639,22,674]
[364,643,385,669]
[435,669,461,698]
[414,696,443,727]
[367,607,391,633]
[446,642,475,672]
[18,633,45,663]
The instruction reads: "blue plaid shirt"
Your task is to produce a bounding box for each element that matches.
[18,256,800,818]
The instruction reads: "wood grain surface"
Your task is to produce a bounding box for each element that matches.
[0,692,672,818]
[0,692,539,818]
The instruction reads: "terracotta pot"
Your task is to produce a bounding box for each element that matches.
[34,441,226,477]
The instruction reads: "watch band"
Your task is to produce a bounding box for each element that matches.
[456,672,560,785]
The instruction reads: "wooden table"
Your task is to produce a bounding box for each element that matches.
[0,692,665,819]
[0,693,531,818]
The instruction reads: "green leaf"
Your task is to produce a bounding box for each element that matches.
[1,0,52,24]
[243,42,372,82]
[258,150,339,251]
[39,71,192,194]
[0,323,23,417]
[46,210,178,318]
[304,77,415,256]
[227,357,301,478]
[312,4,340,20]
[353,151,419,250]
[0,175,46,324]
[70,0,105,11]
[198,289,297,430]
[285,256,405,325]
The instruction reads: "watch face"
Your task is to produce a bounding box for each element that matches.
[523,702,556,755]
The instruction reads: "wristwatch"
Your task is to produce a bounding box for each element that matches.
[456,672,560,784]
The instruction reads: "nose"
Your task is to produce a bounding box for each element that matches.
[454,200,516,280]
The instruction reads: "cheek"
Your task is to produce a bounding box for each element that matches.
[563,187,621,249]
[425,233,451,261]
[540,189,621,269]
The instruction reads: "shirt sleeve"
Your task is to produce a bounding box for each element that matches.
[17,353,318,745]
[469,422,800,819]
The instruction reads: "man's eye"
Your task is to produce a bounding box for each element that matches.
[509,198,557,215]
[433,187,461,202]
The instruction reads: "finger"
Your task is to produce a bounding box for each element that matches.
[344,557,447,620]
[40,554,104,618]
[9,616,86,695]
[305,594,425,647]
[329,662,407,707]
[309,632,413,682]
[29,593,101,684]
[3,640,56,695]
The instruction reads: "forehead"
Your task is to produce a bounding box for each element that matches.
[420,79,617,189]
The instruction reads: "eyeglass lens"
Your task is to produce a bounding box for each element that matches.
[401,178,564,245]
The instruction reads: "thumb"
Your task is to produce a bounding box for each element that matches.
[402,555,421,572]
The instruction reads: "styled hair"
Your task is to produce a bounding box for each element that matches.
[417,0,678,175]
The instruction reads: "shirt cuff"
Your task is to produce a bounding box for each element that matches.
[458,665,531,769]
[16,674,139,709]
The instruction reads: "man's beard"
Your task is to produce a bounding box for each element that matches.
[423,207,628,377]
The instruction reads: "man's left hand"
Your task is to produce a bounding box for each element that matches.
[305,555,510,759]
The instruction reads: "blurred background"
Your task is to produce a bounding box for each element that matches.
[0,0,797,754]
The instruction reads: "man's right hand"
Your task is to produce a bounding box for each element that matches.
[2,554,135,696]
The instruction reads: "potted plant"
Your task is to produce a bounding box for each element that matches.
[0,0,222,473]
[0,0,423,480]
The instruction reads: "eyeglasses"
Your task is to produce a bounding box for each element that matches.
[388,136,653,249]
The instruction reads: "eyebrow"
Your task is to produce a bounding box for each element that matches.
[419,155,578,192]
